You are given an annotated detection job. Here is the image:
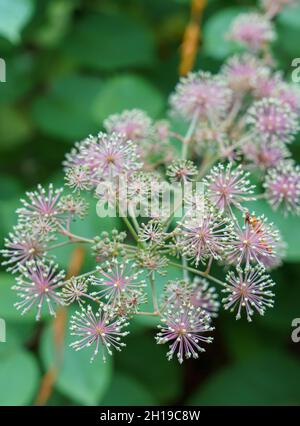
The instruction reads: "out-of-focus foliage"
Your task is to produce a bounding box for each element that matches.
[0,0,300,406]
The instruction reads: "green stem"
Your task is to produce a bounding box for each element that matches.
[169,261,224,286]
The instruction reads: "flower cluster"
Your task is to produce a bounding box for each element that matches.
[2,0,299,364]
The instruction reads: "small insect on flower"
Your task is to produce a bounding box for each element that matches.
[170,71,232,122]
[17,184,63,224]
[264,161,300,215]
[247,97,299,144]
[227,13,275,51]
[1,226,47,273]
[104,109,152,142]
[62,277,89,306]
[90,259,146,306]
[166,160,197,183]
[70,304,129,363]
[222,265,275,321]
[190,277,220,318]
[227,213,280,268]
[156,304,214,363]
[204,163,256,212]
[13,260,65,320]
[179,209,233,266]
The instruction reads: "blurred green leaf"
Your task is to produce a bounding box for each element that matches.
[203,7,247,60]
[0,349,39,405]
[93,74,164,123]
[41,317,112,405]
[0,0,34,43]
[0,54,34,103]
[0,105,32,150]
[101,372,157,405]
[63,13,155,71]
[31,74,103,141]
[117,332,182,403]
[276,4,300,59]
[188,351,300,405]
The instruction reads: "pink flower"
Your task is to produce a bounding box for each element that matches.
[13,260,65,320]
[222,265,275,321]
[227,13,275,51]
[156,304,214,363]
[264,162,300,215]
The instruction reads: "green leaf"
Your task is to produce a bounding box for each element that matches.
[0,105,32,150]
[117,332,182,403]
[276,5,300,59]
[188,351,300,405]
[0,273,36,322]
[93,74,164,123]
[0,350,39,405]
[31,73,103,141]
[0,54,34,103]
[63,12,155,71]
[41,317,112,405]
[203,7,248,60]
[101,372,157,405]
[0,0,34,43]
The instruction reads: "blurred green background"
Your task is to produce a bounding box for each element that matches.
[1,0,300,406]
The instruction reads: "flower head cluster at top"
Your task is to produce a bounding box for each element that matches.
[1,0,299,364]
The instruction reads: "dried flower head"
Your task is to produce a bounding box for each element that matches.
[70,304,129,362]
[156,304,214,363]
[222,265,275,321]
[13,260,65,320]
[264,162,300,215]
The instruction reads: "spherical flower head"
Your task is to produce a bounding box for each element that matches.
[190,277,220,318]
[227,13,275,51]
[275,83,300,115]
[136,251,169,277]
[65,165,93,192]
[221,54,267,93]
[247,97,299,144]
[204,163,256,212]
[227,213,280,268]
[139,220,166,246]
[263,162,300,215]
[261,0,297,18]
[156,304,214,363]
[17,184,63,224]
[90,258,146,306]
[103,109,152,142]
[1,226,47,273]
[252,70,283,99]
[64,132,142,186]
[170,71,232,122]
[163,279,192,307]
[242,140,291,171]
[13,260,65,320]
[70,304,129,362]
[178,208,233,266]
[62,277,89,306]
[92,230,127,263]
[222,265,275,321]
[58,194,88,220]
[166,160,197,183]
